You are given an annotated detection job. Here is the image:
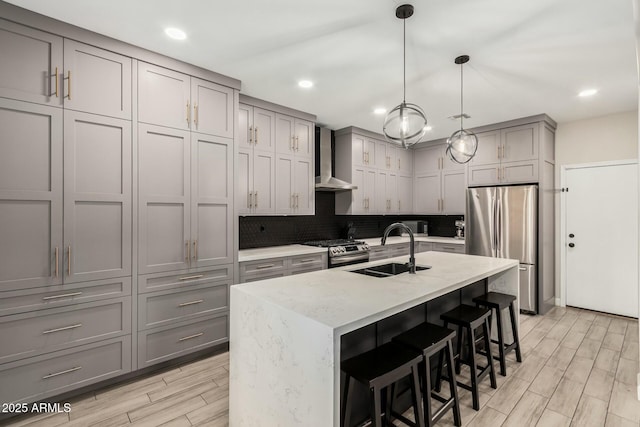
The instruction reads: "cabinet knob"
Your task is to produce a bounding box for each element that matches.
[569,233,575,238]
[568,243,575,248]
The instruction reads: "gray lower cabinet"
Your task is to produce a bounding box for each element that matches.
[238,253,326,283]
[432,243,465,254]
[0,336,131,405]
[137,267,232,368]
[416,242,433,253]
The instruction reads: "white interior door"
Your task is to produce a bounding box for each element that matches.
[565,161,638,317]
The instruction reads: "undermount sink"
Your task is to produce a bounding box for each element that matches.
[350,263,431,278]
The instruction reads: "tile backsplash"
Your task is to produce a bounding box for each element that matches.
[239,192,463,249]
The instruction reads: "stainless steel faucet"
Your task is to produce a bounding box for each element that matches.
[381,222,415,274]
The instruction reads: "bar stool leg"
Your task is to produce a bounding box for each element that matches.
[434,346,445,393]
[495,307,507,376]
[509,302,523,362]
[446,340,462,427]
[342,375,352,427]
[483,317,497,389]
[467,325,480,411]
[455,325,463,375]
[423,355,433,426]
[411,364,426,427]
[371,387,382,427]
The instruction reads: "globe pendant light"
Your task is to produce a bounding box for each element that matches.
[446,55,478,164]
[383,4,428,149]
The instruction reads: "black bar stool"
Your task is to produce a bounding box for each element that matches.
[473,291,522,376]
[341,342,425,427]
[438,304,497,411]
[392,323,462,427]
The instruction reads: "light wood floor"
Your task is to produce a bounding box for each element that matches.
[5,306,640,427]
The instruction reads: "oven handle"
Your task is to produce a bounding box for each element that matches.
[330,252,370,266]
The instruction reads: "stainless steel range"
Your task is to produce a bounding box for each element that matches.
[303,239,370,268]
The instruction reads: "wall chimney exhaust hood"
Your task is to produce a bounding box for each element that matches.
[315,127,357,192]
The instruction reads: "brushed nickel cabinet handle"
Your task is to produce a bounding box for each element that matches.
[185,241,190,262]
[193,240,197,260]
[296,194,299,209]
[249,126,253,144]
[65,70,71,100]
[497,167,500,180]
[296,136,300,151]
[254,191,258,208]
[291,136,294,151]
[179,332,204,342]
[186,102,190,124]
[256,264,275,269]
[248,191,252,208]
[178,299,204,307]
[67,245,71,276]
[299,259,316,263]
[43,292,82,301]
[398,200,401,210]
[54,247,59,278]
[398,158,400,169]
[43,324,82,334]
[255,127,258,144]
[441,198,445,212]
[51,66,59,97]
[194,104,198,126]
[179,274,204,281]
[43,366,81,379]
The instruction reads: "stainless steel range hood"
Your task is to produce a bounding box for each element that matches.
[315,127,357,192]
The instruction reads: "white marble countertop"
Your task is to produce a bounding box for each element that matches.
[238,236,464,262]
[238,244,327,262]
[233,251,515,335]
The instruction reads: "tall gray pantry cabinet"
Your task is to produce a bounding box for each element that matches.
[0,5,237,408]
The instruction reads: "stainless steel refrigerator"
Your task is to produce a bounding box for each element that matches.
[466,185,538,313]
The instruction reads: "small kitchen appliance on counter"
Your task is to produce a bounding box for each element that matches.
[455,220,465,239]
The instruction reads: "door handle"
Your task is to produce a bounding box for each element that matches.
[255,127,258,144]
[51,66,59,98]
[519,266,528,271]
[249,126,253,144]
[568,243,575,248]
[185,241,190,262]
[65,70,71,100]
[67,245,71,276]
[193,240,197,260]
[194,104,198,126]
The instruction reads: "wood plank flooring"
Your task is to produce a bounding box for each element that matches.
[5,306,640,427]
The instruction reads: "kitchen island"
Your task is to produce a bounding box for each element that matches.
[229,251,519,426]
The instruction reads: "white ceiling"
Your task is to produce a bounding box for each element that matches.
[8,0,638,140]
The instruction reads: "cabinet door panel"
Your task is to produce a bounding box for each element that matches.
[294,158,313,214]
[64,112,131,282]
[469,130,500,165]
[442,170,466,215]
[351,168,365,214]
[63,40,131,119]
[0,20,63,106]
[191,77,233,138]
[397,147,413,174]
[191,133,232,267]
[375,140,388,170]
[352,134,366,167]
[502,160,538,184]
[295,119,313,158]
[253,151,275,214]
[0,100,62,290]
[364,168,377,214]
[138,62,190,130]
[413,145,441,175]
[501,124,539,162]
[237,104,252,150]
[275,114,295,154]
[237,149,252,214]
[253,107,275,151]
[275,155,294,214]
[376,171,388,214]
[387,173,398,213]
[398,174,413,214]
[414,173,440,214]
[138,124,190,273]
[468,164,500,187]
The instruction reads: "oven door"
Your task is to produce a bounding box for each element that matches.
[329,252,370,268]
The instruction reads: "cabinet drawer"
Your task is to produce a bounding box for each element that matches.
[368,246,390,261]
[432,243,465,254]
[289,254,326,272]
[138,266,232,294]
[0,336,131,405]
[240,270,288,283]
[0,277,131,317]
[416,242,433,253]
[138,282,229,330]
[138,315,228,368]
[387,244,410,257]
[240,258,286,275]
[0,297,131,365]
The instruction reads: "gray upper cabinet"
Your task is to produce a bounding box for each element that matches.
[138,63,234,138]
[0,99,63,291]
[62,40,132,119]
[138,124,191,274]
[138,125,232,274]
[0,19,63,107]
[63,111,132,283]
[138,62,191,131]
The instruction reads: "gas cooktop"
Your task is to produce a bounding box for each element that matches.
[303,239,364,248]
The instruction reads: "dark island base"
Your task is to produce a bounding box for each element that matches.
[340,279,488,425]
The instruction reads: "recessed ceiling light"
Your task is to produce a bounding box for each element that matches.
[165,27,187,40]
[374,107,387,115]
[578,88,598,97]
[298,80,313,89]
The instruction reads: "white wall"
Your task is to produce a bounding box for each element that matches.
[554,110,639,307]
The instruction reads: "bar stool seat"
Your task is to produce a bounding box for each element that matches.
[341,342,425,427]
[439,304,497,411]
[473,292,522,376]
[393,323,462,427]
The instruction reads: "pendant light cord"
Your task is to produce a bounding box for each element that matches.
[460,61,464,129]
[403,17,406,103]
